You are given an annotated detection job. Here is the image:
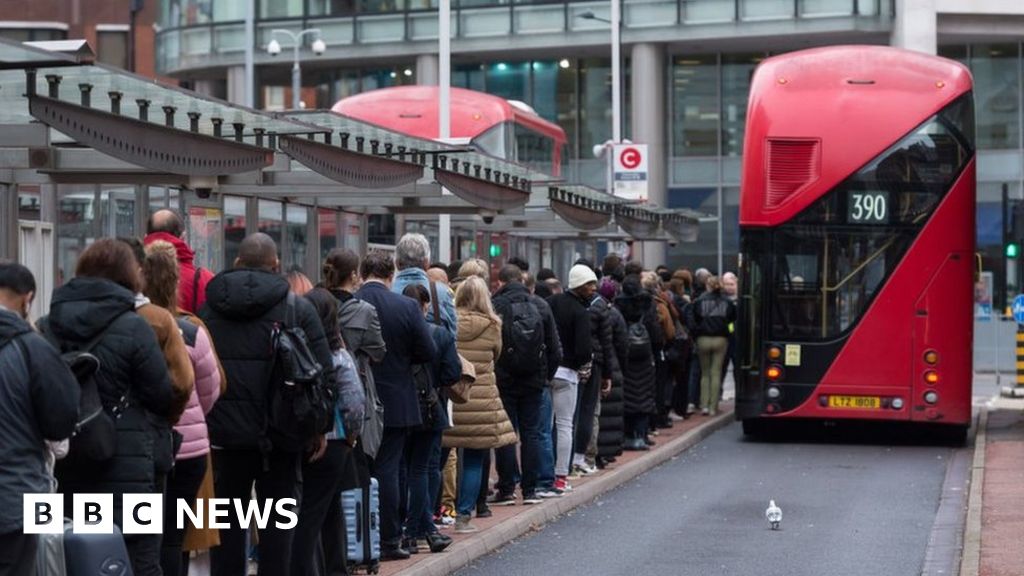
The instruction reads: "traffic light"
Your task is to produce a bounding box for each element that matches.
[489,243,502,258]
[1007,242,1020,259]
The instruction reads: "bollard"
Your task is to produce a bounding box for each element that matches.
[1004,325,1024,398]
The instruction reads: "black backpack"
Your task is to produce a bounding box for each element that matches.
[38,312,131,462]
[498,298,546,378]
[626,318,651,361]
[412,362,439,430]
[268,293,335,451]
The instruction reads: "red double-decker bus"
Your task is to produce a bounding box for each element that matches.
[736,46,975,442]
[332,85,567,177]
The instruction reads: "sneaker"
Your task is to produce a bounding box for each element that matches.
[401,537,420,554]
[573,462,598,476]
[536,488,562,499]
[522,492,542,505]
[701,407,710,416]
[454,515,478,534]
[668,410,685,422]
[645,435,656,446]
[475,504,492,519]
[425,532,453,553]
[487,492,517,506]
[554,476,573,493]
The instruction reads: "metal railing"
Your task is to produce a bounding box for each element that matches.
[157,0,887,74]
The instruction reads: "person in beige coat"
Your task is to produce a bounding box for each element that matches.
[443,276,517,533]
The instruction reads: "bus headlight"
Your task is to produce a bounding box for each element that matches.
[891,397,905,410]
[924,370,939,385]
[924,391,939,404]
[767,386,782,400]
[766,365,783,381]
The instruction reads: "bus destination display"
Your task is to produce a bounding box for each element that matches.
[847,190,888,224]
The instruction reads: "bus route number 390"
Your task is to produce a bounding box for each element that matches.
[847,191,888,224]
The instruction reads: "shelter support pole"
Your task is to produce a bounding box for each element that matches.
[0,184,15,261]
[630,43,666,268]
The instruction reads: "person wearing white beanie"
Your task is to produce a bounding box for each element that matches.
[545,264,597,493]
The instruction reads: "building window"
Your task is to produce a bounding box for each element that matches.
[971,43,1020,150]
[579,58,612,159]
[260,0,304,18]
[96,29,129,70]
[672,55,719,157]
[721,53,761,157]
[0,27,66,42]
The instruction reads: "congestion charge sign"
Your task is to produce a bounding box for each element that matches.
[612,144,648,202]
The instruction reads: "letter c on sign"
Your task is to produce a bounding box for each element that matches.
[620,147,641,170]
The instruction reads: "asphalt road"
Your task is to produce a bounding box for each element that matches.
[453,422,962,576]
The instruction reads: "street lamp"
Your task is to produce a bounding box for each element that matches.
[267,28,325,110]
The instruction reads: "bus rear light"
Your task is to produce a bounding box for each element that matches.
[924,370,940,385]
[923,350,939,365]
[924,391,939,405]
[767,346,782,361]
[766,365,783,381]
[818,395,829,407]
[766,386,781,400]
[891,398,905,410]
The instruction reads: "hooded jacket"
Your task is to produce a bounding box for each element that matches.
[491,281,562,393]
[443,311,517,450]
[200,268,334,451]
[174,316,222,460]
[47,277,175,507]
[0,308,79,534]
[392,267,457,337]
[144,232,214,315]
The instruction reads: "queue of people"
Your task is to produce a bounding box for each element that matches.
[0,211,738,576]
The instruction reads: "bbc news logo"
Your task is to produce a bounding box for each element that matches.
[23,494,298,534]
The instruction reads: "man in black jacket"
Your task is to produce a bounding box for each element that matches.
[492,264,562,505]
[0,263,78,576]
[201,233,334,576]
[355,252,436,560]
[545,264,596,493]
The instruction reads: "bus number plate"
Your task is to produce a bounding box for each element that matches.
[828,395,881,409]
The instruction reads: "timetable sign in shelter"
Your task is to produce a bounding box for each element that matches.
[613,144,648,201]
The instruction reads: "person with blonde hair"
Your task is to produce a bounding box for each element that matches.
[443,276,517,533]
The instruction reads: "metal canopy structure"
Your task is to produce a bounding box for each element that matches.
[0,37,707,278]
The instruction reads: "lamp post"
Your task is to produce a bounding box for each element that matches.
[267,29,326,110]
[438,0,452,263]
[578,4,621,143]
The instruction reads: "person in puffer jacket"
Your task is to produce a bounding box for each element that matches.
[142,240,223,576]
[686,275,737,415]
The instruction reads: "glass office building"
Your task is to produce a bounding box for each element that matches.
[154,0,1024,285]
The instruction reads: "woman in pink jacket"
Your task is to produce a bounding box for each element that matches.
[144,240,223,576]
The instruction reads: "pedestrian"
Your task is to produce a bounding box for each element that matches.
[321,248,386,573]
[355,251,437,561]
[687,276,737,416]
[720,272,739,397]
[615,275,657,450]
[574,259,618,477]
[393,233,457,336]
[0,262,79,576]
[145,209,214,314]
[443,276,517,533]
[534,268,556,299]
[400,284,457,554]
[668,270,693,417]
[291,286,365,576]
[142,241,223,576]
[46,239,175,576]
[201,233,334,576]
[491,264,562,506]
[546,264,596,492]
[642,271,676,430]
[323,249,387,461]
[597,277,626,467]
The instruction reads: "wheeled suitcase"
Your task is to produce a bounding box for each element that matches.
[37,521,133,576]
[342,477,381,574]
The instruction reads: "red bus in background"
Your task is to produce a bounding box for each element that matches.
[736,46,975,442]
[332,86,567,177]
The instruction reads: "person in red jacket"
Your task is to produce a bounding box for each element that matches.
[144,209,214,314]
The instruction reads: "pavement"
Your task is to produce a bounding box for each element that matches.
[381,405,735,576]
[964,393,1024,576]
